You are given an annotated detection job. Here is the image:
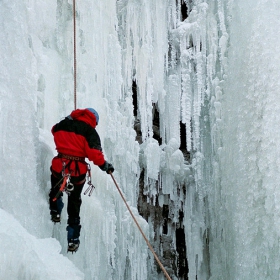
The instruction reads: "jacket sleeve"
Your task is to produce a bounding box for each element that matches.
[85,143,106,166]
[84,129,106,166]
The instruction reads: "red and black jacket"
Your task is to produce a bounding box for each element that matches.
[51,109,106,176]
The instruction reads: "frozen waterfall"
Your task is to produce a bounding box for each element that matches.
[0,0,280,279]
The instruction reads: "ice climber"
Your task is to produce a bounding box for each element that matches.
[49,108,114,252]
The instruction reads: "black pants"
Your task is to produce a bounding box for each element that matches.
[49,172,86,224]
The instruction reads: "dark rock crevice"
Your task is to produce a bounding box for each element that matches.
[137,170,189,279]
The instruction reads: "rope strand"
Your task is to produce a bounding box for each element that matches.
[73,0,77,110]
[110,174,172,280]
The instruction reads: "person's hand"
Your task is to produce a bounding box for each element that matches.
[106,163,114,174]
[99,161,114,174]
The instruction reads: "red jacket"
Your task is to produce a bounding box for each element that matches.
[51,109,105,176]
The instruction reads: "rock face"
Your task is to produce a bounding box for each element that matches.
[133,60,191,278]
[137,169,189,279]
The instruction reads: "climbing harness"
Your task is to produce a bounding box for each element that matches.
[58,153,85,162]
[84,164,95,196]
[110,173,172,280]
[52,160,95,200]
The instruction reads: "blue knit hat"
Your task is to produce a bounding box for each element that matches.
[86,108,99,124]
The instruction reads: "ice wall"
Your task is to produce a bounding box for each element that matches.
[0,0,149,279]
[2,0,279,279]
[0,0,223,278]
[209,1,280,279]
[0,209,84,280]
[115,0,228,278]
[0,0,227,278]
[0,0,53,237]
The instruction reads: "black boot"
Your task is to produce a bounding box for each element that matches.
[51,212,61,223]
[49,197,64,223]
[67,218,81,253]
[67,239,80,253]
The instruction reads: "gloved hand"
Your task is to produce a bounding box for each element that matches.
[106,163,114,174]
[99,161,115,174]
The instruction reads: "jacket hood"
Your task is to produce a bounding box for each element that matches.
[70,109,97,128]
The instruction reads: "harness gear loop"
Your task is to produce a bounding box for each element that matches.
[84,164,95,196]
[109,173,172,280]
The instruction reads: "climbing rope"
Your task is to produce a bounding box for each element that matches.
[73,0,77,109]
[110,174,172,280]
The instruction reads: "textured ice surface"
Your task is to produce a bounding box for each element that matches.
[1,0,280,279]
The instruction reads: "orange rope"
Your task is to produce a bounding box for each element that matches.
[73,0,77,110]
[110,173,172,280]
[52,175,69,202]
